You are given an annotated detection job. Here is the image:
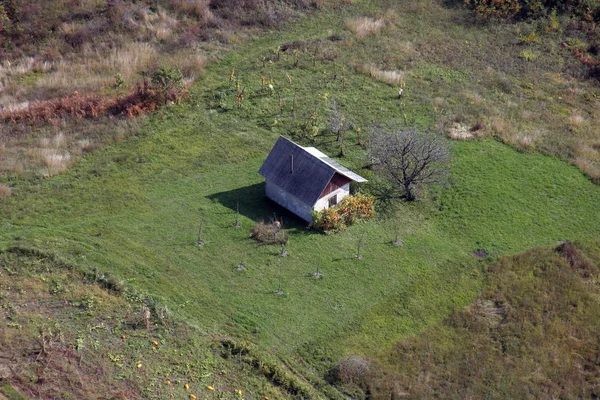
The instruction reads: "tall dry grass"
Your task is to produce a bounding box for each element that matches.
[34,43,159,95]
[355,64,405,85]
[346,17,385,38]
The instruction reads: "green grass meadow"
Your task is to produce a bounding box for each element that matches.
[2,1,600,396]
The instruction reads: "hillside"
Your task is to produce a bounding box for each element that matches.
[2,0,600,398]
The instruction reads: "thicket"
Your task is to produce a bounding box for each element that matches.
[465,0,600,20]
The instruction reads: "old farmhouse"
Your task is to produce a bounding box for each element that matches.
[258,136,367,222]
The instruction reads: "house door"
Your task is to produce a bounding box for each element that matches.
[328,194,338,208]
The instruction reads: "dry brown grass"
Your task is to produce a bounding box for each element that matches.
[250,221,288,244]
[567,112,587,128]
[0,184,12,199]
[447,123,475,140]
[574,143,600,161]
[490,117,515,136]
[573,158,600,183]
[462,91,484,106]
[346,17,385,38]
[169,0,216,23]
[356,64,405,85]
[34,43,159,95]
[0,117,141,177]
[27,146,72,177]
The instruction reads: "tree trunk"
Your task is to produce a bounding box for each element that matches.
[404,183,416,201]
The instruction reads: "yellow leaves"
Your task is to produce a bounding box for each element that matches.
[152,340,159,346]
[207,385,214,391]
[121,335,126,339]
[189,395,197,400]
[184,383,190,390]
[313,194,375,232]
[136,363,142,369]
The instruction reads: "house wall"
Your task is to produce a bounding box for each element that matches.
[313,183,350,212]
[265,180,314,222]
[319,173,352,199]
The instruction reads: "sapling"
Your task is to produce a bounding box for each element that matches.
[276,258,284,295]
[393,215,403,246]
[280,243,289,257]
[313,265,322,279]
[196,217,205,246]
[233,202,241,228]
[237,244,249,270]
[356,232,365,260]
[141,306,151,330]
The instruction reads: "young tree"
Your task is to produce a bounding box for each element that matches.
[151,66,184,105]
[368,126,450,201]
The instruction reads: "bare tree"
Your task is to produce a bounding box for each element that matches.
[330,99,345,142]
[368,126,450,201]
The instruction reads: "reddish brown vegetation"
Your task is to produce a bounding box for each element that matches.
[0,81,185,129]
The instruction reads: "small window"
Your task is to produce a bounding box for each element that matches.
[328,194,338,208]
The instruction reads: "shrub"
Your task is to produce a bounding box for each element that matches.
[150,66,185,105]
[0,184,12,199]
[250,221,288,244]
[464,0,521,19]
[331,356,371,385]
[312,194,375,232]
[518,49,539,61]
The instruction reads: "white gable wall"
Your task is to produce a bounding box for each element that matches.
[313,183,350,212]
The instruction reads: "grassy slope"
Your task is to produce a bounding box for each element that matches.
[0,251,295,400]
[364,241,600,399]
[1,0,600,397]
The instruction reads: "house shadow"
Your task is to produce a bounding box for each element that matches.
[207,182,309,230]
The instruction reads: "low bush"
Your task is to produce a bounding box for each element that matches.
[0,184,12,199]
[464,0,600,20]
[331,356,371,385]
[312,194,375,232]
[250,221,288,244]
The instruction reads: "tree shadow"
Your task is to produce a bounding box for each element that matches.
[206,182,309,230]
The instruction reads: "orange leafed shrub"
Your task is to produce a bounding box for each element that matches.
[312,194,375,232]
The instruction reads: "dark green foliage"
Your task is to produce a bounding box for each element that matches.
[151,66,185,105]
[465,0,600,19]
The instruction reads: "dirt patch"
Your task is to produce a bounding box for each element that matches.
[472,249,488,258]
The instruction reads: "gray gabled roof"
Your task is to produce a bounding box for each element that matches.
[258,136,367,206]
